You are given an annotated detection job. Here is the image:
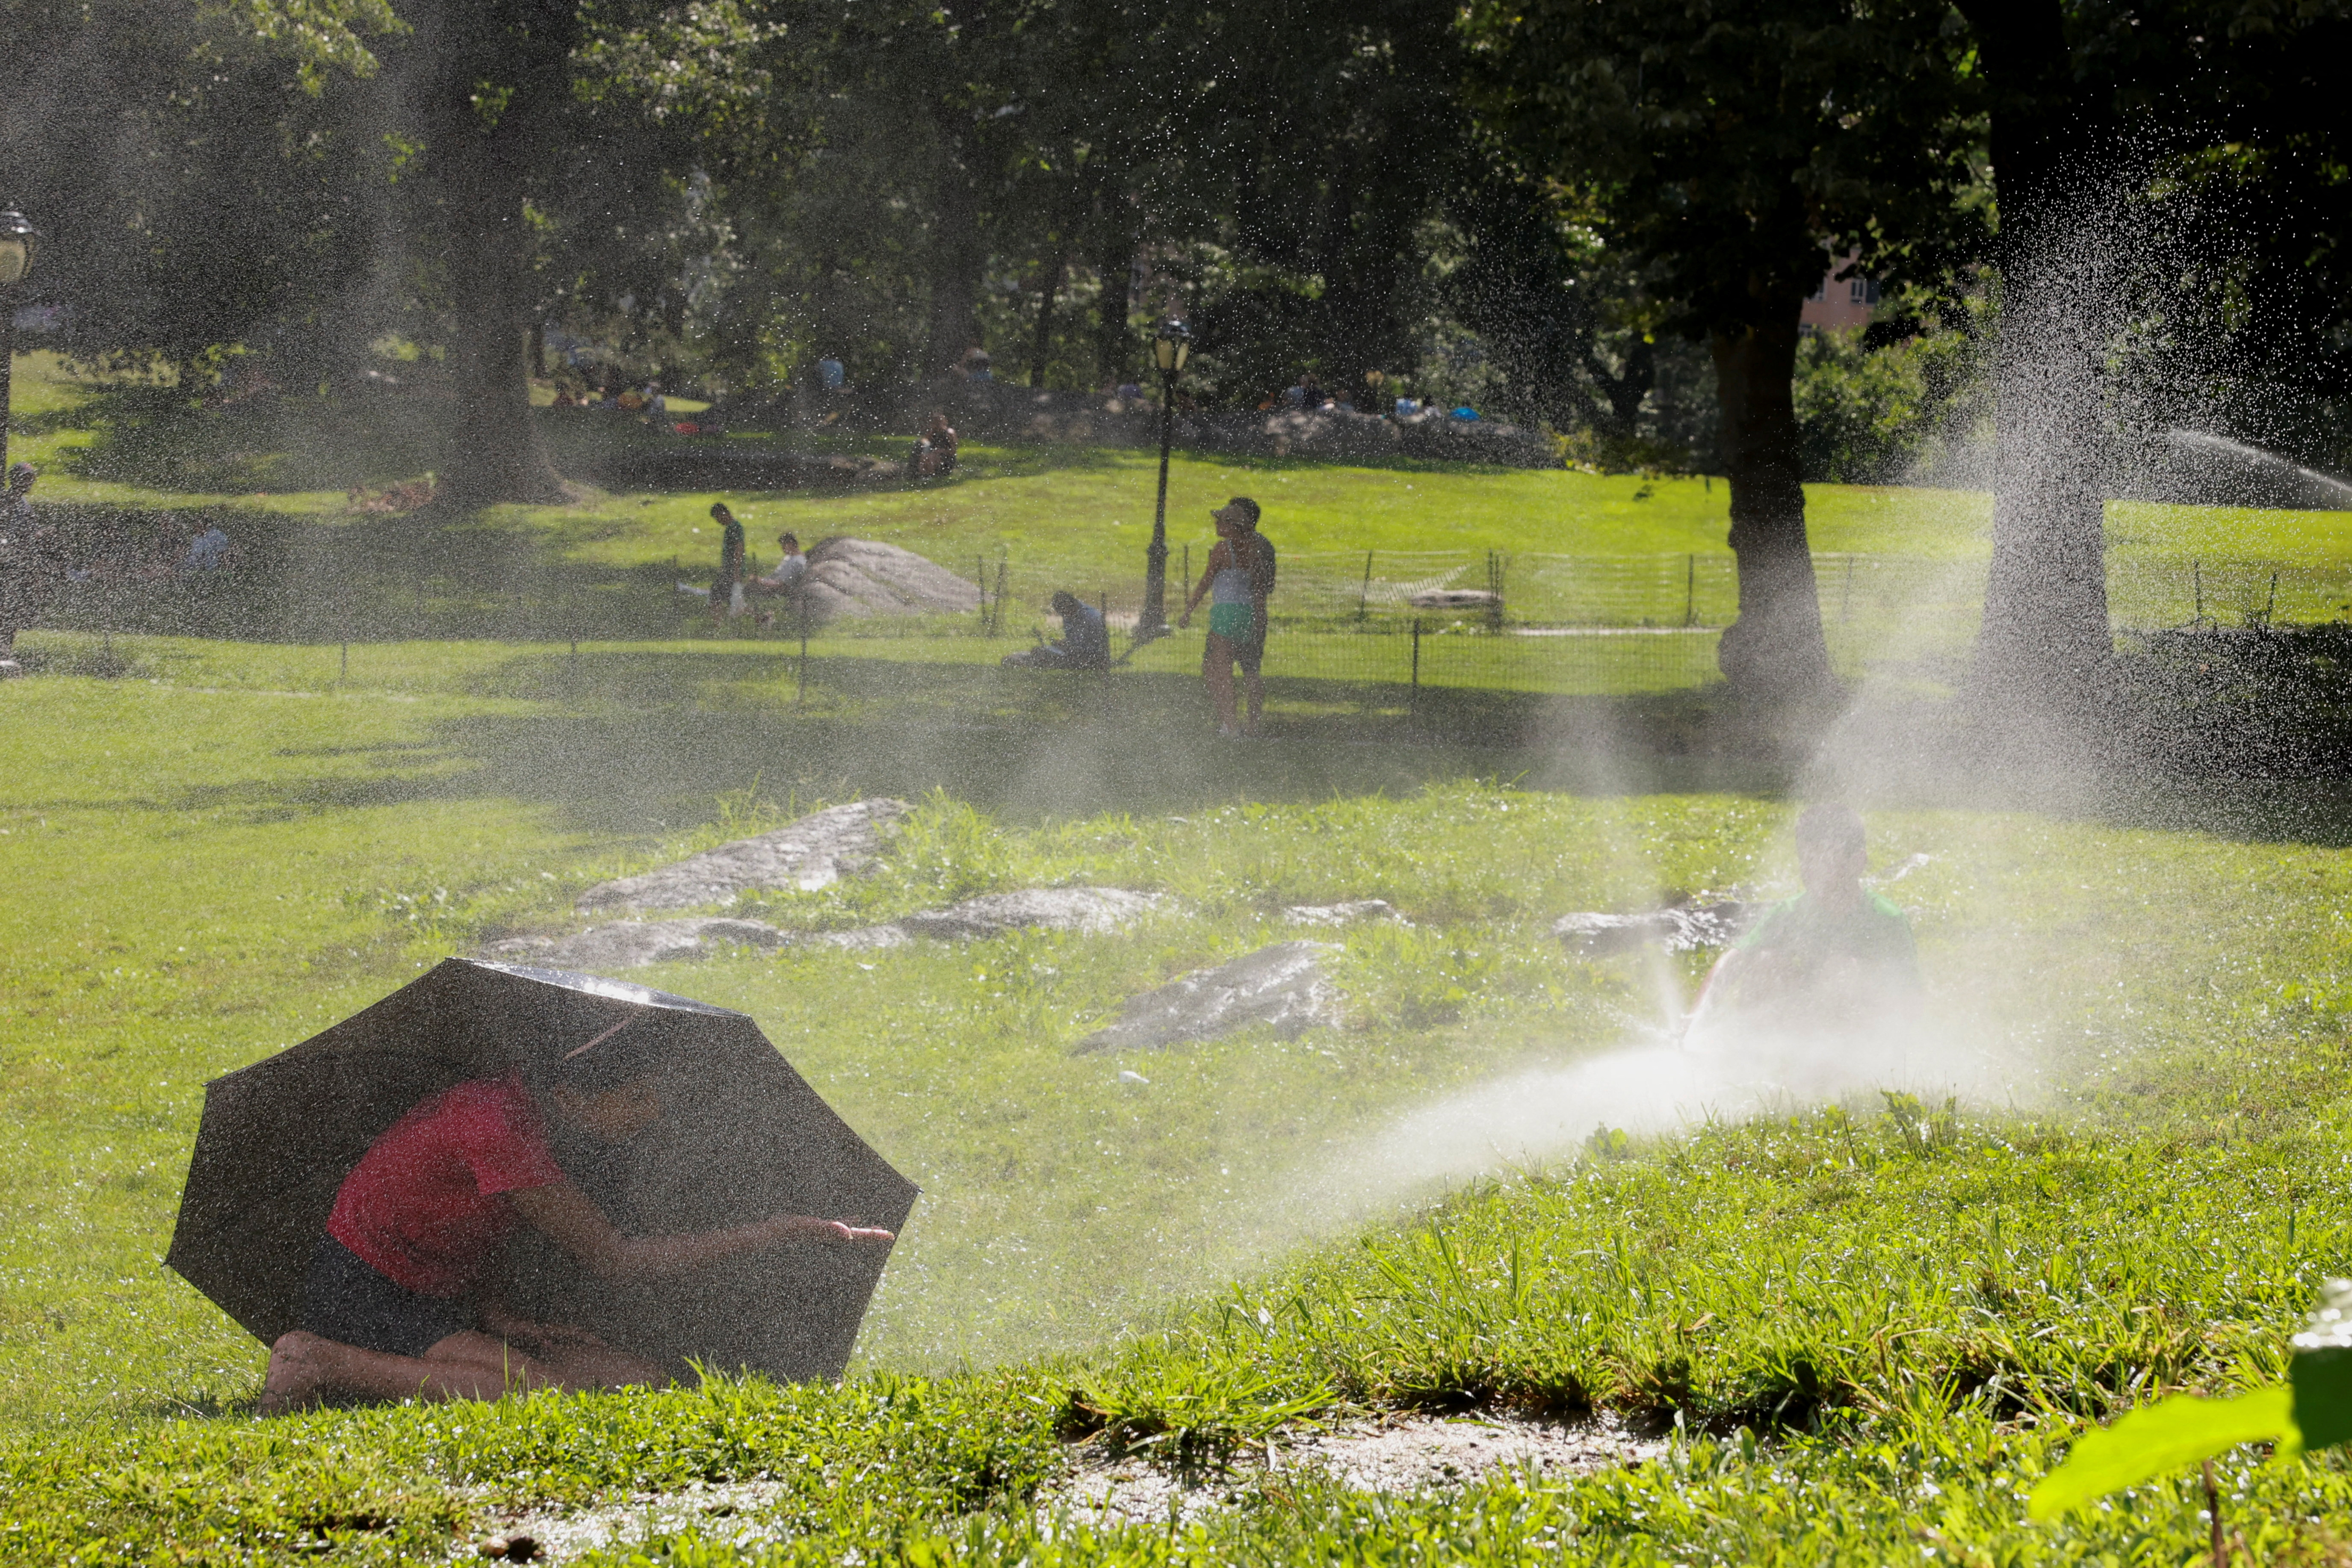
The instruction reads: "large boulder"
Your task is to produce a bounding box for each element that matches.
[799,537,982,622]
[577,798,910,914]
[1074,941,1341,1054]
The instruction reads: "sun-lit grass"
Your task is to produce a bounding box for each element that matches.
[15,352,2352,590]
[16,355,2352,1561]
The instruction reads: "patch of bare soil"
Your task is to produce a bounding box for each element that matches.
[464,1414,1663,1561]
[1046,1411,1666,1527]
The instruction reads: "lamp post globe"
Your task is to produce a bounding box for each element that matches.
[0,208,33,288]
[1140,318,1192,638]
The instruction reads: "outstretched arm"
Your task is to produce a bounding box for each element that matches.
[507,1181,892,1284]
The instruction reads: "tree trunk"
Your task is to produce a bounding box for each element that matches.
[1030,250,1063,388]
[436,131,564,507]
[924,148,984,375]
[1956,0,2114,696]
[1711,305,1835,702]
[1095,242,1135,385]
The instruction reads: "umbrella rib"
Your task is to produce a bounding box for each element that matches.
[565,1016,639,1060]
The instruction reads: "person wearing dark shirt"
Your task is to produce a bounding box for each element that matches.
[259,1029,892,1411]
[1689,803,1921,1039]
[708,502,748,622]
[1002,591,1111,670]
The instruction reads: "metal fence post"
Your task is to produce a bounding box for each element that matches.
[1358,549,1374,620]
[1684,554,1696,627]
[1410,616,1421,705]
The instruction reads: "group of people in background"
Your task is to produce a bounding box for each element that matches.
[690,502,812,629]
[999,496,1279,736]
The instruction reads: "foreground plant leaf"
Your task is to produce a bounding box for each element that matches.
[2027,1384,2295,1521]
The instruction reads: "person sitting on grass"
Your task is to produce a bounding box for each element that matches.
[912,413,959,478]
[260,1034,892,1412]
[1688,802,1920,1040]
[1002,591,1110,670]
[750,532,810,629]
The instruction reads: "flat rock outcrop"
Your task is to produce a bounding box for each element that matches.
[1283,900,1405,927]
[491,884,1164,972]
[1553,901,1762,956]
[578,799,910,914]
[488,917,791,970]
[888,887,1163,943]
[1075,940,1340,1054]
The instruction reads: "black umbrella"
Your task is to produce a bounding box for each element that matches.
[166,959,916,1383]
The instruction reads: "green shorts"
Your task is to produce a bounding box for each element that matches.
[1208,602,1255,641]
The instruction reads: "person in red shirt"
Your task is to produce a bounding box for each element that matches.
[260,1038,892,1411]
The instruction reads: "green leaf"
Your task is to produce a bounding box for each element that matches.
[2027,1384,2296,1521]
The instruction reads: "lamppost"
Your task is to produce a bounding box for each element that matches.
[0,208,35,478]
[1137,316,1191,640]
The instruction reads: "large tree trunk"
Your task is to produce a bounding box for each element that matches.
[924,148,985,375]
[1095,239,1135,384]
[1030,249,1063,388]
[436,131,564,507]
[1711,305,1835,702]
[1957,0,2114,697]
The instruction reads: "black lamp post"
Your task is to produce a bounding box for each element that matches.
[1137,316,1191,639]
[0,208,34,479]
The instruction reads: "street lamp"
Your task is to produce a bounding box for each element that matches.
[1137,316,1191,639]
[0,207,36,479]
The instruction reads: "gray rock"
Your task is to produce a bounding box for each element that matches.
[894,887,1162,942]
[1283,899,1406,927]
[489,917,792,971]
[798,537,982,622]
[578,799,911,914]
[798,887,1165,951]
[1553,902,1763,957]
[1074,941,1341,1054]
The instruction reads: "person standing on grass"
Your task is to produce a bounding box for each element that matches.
[260,1029,893,1413]
[1178,497,1277,737]
[708,502,747,623]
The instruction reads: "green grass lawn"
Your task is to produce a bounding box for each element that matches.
[9,626,2352,1562]
[17,352,2352,599]
[14,357,2352,1564]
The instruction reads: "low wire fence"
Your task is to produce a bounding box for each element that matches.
[35,539,2352,702]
